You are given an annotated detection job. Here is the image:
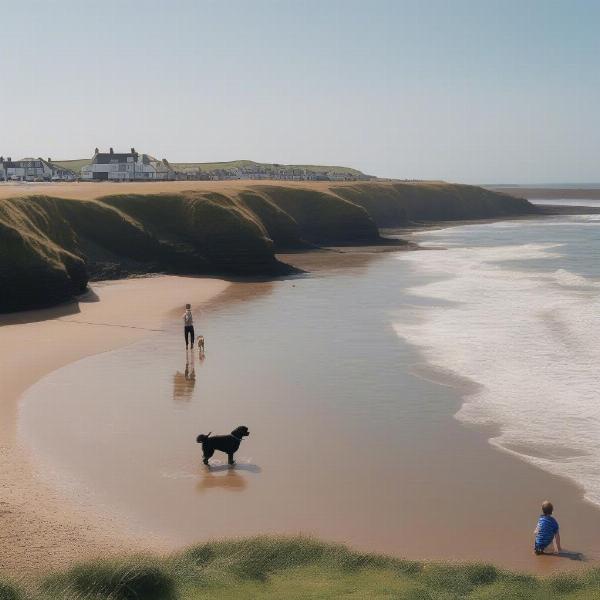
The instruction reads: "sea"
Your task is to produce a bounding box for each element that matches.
[398,204,600,506]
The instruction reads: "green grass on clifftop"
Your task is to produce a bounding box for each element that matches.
[4,536,600,599]
[171,160,366,176]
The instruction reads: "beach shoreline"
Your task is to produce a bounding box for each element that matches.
[3,237,600,577]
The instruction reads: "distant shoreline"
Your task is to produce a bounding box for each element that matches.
[487,184,600,200]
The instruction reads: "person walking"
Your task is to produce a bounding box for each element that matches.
[183,303,195,350]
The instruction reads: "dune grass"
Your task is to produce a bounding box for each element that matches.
[4,536,600,599]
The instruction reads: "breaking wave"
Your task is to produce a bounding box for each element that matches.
[395,235,600,506]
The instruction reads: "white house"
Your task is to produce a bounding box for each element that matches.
[4,157,51,181]
[81,148,176,181]
[0,157,75,181]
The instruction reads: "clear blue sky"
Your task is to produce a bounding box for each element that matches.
[1,0,598,183]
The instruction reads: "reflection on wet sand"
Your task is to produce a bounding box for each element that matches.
[278,247,404,275]
[197,470,246,492]
[173,352,196,402]
[196,464,262,493]
[165,279,276,323]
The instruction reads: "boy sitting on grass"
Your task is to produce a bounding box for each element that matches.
[534,500,561,555]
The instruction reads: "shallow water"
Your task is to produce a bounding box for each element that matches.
[399,215,600,505]
[18,218,600,570]
[21,258,451,551]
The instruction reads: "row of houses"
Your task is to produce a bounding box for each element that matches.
[0,148,180,182]
[0,157,76,182]
[1,148,371,182]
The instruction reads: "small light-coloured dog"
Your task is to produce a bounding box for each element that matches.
[197,335,205,352]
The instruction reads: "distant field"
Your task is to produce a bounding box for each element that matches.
[171,159,365,176]
[51,159,91,173]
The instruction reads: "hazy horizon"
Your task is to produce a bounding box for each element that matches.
[1,0,598,184]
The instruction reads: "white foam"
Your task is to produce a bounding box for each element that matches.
[552,269,600,289]
[394,242,600,506]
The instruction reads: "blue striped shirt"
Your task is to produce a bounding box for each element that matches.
[535,515,559,549]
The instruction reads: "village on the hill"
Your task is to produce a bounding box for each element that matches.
[0,148,372,183]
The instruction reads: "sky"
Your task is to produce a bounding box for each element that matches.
[1,0,598,183]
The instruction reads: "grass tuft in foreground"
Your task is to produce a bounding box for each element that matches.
[4,536,600,599]
[0,581,22,600]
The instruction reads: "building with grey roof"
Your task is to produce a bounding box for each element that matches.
[81,147,176,181]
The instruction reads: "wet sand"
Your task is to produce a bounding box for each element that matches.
[0,276,229,573]
[10,251,600,576]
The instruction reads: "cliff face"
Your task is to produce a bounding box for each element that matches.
[250,186,380,244]
[0,182,537,312]
[0,198,88,312]
[332,182,537,227]
[99,192,279,274]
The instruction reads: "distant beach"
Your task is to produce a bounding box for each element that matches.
[487,184,600,202]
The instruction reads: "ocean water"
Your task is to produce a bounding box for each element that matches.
[396,214,600,505]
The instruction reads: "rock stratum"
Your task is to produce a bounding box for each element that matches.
[0,182,536,312]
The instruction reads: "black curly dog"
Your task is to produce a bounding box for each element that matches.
[196,426,250,466]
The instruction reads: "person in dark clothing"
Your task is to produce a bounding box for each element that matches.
[183,303,195,349]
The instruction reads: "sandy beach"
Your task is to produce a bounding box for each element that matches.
[0,276,229,573]
[1,244,598,577]
[0,179,374,201]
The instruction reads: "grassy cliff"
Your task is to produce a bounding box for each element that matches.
[2,536,599,599]
[251,185,380,244]
[332,182,537,227]
[0,197,89,312]
[0,182,537,312]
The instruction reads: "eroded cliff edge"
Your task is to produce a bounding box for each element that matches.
[0,182,537,312]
